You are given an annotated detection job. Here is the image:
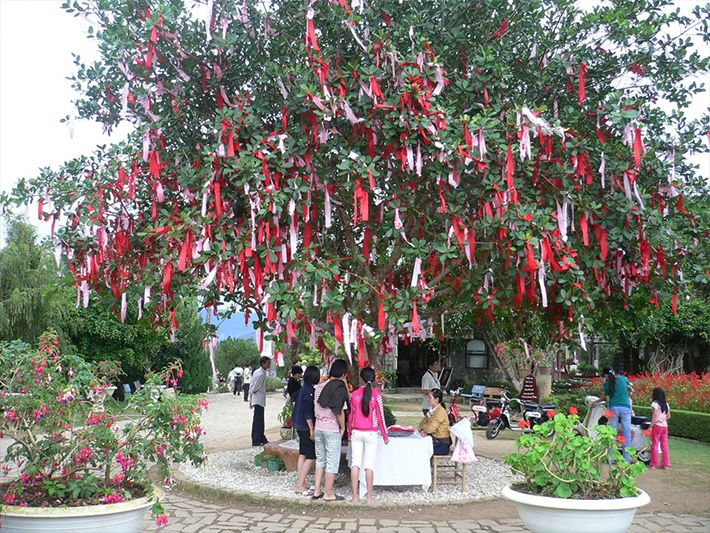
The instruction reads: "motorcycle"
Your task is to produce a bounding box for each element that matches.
[579,395,652,463]
[449,385,499,427]
[485,391,555,440]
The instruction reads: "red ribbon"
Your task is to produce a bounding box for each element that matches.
[579,62,588,104]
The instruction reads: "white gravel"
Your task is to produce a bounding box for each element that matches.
[178,447,522,505]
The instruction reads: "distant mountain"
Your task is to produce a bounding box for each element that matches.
[199,310,256,341]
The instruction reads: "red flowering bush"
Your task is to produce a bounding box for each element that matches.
[578,373,710,413]
[0,331,207,524]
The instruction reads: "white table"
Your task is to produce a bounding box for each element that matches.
[347,433,433,496]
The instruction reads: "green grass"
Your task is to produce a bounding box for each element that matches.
[668,437,710,473]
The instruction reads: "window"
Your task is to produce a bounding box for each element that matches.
[465,339,488,369]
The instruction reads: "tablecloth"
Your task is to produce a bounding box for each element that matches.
[347,433,433,496]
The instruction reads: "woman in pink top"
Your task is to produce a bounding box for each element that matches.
[348,367,389,503]
[650,387,671,469]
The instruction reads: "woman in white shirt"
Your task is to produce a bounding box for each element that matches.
[420,356,441,415]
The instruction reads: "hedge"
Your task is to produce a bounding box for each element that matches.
[633,405,710,443]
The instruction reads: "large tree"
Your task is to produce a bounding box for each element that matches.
[0,217,75,343]
[3,0,708,366]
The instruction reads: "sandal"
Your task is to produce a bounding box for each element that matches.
[295,489,312,496]
[323,494,345,501]
[311,493,323,500]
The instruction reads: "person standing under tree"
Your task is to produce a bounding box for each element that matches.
[242,364,252,402]
[249,357,271,446]
[349,366,389,503]
[604,368,634,462]
[311,359,349,501]
[421,355,441,416]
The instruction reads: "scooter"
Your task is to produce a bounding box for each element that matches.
[579,395,652,464]
[485,391,555,440]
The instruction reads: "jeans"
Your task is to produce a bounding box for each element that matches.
[610,406,632,461]
[432,437,452,456]
[251,404,267,446]
[315,430,342,474]
[650,424,670,468]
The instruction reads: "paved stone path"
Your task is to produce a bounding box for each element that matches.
[143,493,710,532]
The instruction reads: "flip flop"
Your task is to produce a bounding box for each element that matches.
[323,494,345,501]
[295,489,312,496]
[311,493,323,500]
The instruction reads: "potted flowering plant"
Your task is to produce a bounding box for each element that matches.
[503,408,649,533]
[0,330,208,532]
[278,402,294,440]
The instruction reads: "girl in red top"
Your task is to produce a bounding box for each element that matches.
[349,367,389,503]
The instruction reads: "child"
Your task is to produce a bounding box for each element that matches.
[650,387,671,469]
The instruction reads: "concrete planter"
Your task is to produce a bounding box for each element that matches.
[502,485,650,533]
[0,486,162,533]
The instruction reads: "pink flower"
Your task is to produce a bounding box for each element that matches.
[101,493,124,504]
[155,515,169,527]
[115,451,135,471]
[112,472,125,485]
[3,492,17,505]
[76,447,93,465]
[4,410,18,423]
[86,412,106,426]
[197,398,209,410]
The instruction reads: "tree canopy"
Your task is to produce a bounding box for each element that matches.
[0,217,75,343]
[3,0,708,367]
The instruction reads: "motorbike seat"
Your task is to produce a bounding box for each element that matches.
[540,403,555,410]
[486,399,502,407]
[640,421,651,430]
[631,415,648,425]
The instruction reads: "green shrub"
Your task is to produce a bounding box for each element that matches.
[542,393,584,415]
[383,405,397,427]
[633,405,710,443]
[576,363,599,376]
[266,376,284,393]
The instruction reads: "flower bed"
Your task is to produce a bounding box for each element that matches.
[577,372,710,413]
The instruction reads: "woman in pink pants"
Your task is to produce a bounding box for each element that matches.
[650,387,671,469]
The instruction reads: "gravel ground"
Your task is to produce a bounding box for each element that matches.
[179,446,522,505]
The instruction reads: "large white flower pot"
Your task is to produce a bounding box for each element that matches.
[0,487,161,533]
[502,485,650,533]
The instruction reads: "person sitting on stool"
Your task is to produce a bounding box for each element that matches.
[418,388,452,455]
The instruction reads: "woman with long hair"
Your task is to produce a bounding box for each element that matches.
[604,368,633,461]
[293,365,321,495]
[348,367,389,503]
[418,388,451,456]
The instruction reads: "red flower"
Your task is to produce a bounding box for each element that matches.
[643,429,652,437]
[617,434,626,444]
[518,420,530,429]
[156,515,169,527]
[546,410,557,419]
[604,410,616,419]
[101,493,124,504]
[569,406,578,415]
